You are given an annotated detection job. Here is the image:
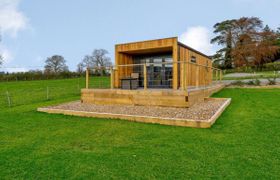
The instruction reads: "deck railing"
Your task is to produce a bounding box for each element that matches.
[85,61,223,91]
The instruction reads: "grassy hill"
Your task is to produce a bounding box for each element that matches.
[0,79,280,179]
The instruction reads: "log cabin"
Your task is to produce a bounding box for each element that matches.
[81,37,224,107]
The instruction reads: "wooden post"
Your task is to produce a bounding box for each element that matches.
[184,62,188,92]
[86,68,89,89]
[46,86,49,100]
[196,65,199,88]
[6,91,11,107]
[216,70,218,81]
[143,64,147,90]
[182,61,186,90]
[219,70,222,82]
[110,67,114,89]
[172,44,178,90]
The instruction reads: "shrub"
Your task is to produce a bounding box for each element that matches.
[245,78,261,86]
[230,80,244,86]
[267,77,277,85]
[246,80,255,85]
[254,78,261,86]
[264,62,280,71]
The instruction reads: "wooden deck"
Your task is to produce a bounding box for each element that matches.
[81,83,225,108]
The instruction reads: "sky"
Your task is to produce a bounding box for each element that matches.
[0,0,279,72]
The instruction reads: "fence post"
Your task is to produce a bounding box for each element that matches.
[196,65,199,88]
[216,69,218,82]
[182,61,186,90]
[184,62,188,92]
[77,78,80,91]
[143,64,147,90]
[46,86,49,100]
[219,70,222,82]
[86,68,89,89]
[110,67,114,89]
[6,91,11,107]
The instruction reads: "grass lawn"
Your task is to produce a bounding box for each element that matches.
[0,79,280,179]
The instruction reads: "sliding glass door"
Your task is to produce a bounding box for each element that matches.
[133,54,173,88]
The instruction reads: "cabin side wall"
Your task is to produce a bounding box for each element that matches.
[114,52,133,88]
[178,44,212,88]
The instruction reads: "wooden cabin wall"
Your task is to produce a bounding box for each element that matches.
[178,44,212,88]
[115,37,177,88]
[115,38,176,52]
[114,52,133,88]
[114,38,212,89]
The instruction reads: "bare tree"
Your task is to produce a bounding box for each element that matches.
[81,49,112,68]
[76,62,84,74]
[81,55,94,68]
[80,49,112,75]
[44,55,69,74]
[91,49,112,67]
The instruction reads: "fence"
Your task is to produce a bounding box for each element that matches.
[0,78,83,108]
[85,61,223,91]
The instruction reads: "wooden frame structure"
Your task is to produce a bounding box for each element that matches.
[113,37,218,90]
[82,37,224,108]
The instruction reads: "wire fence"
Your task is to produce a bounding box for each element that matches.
[0,79,86,108]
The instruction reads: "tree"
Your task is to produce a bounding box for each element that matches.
[211,17,280,69]
[276,26,280,46]
[81,55,94,68]
[231,20,279,69]
[211,20,235,68]
[81,49,112,68]
[80,49,112,75]
[271,26,280,61]
[44,55,69,74]
[76,62,84,74]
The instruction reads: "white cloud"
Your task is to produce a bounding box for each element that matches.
[179,26,215,55]
[0,0,28,37]
[0,45,13,63]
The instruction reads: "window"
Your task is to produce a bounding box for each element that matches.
[191,56,196,63]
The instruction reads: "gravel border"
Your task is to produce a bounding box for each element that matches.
[45,98,227,121]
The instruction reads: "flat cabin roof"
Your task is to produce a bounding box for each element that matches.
[116,37,211,60]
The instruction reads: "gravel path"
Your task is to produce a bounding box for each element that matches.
[47,99,227,121]
[224,73,256,78]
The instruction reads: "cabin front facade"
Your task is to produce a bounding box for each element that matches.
[114,37,212,90]
[81,37,224,107]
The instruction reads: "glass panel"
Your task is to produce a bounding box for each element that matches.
[133,54,173,88]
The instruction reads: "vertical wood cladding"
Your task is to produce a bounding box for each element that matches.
[178,44,212,87]
[114,37,212,89]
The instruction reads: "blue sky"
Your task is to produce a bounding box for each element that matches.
[0,0,279,72]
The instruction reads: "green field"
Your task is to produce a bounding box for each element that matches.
[0,79,280,179]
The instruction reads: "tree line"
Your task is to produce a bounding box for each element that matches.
[0,49,112,81]
[1,16,280,82]
[211,17,280,70]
